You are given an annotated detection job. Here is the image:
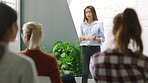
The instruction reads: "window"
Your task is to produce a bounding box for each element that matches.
[1,0,18,10]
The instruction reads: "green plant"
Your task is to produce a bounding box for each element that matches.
[50,41,82,76]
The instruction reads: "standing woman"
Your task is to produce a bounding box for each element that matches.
[0,2,38,83]
[79,5,105,83]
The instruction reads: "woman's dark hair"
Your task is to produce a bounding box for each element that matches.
[0,2,17,59]
[116,8,143,58]
[83,5,98,22]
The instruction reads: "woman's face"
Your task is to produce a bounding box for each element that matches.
[85,8,93,21]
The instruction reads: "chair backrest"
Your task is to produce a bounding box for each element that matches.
[38,76,51,83]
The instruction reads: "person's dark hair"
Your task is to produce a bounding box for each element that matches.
[116,8,143,58]
[112,13,123,35]
[0,2,17,59]
[83,5,98,22]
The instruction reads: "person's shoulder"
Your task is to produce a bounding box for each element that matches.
[95,20,103,24]
[4,51,35,70]
[2,51,37,82]
[42,52,58,66]
[92,51,106,60]
[92,48,120,59]
[12,52,34,65]
[47,54,57,61]
[81,20,89,25]
[18,50,26,54]
[40,51,57,60]
[81,22,86,26]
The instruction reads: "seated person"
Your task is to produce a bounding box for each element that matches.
[90,8,148,83]
[0,3,38,83]
[19,22,62,83]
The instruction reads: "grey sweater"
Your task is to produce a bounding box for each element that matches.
[0,45,38,83]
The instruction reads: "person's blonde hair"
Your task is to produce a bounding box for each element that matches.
[22,22,43,49]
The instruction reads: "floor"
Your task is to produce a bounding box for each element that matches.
[75,77,95,83]
[38,76,95,83]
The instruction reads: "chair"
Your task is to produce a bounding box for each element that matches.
[38,76,51,83]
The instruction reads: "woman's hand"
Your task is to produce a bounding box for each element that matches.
[85,36,95,41]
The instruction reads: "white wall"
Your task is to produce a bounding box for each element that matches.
[68,0,148,56]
